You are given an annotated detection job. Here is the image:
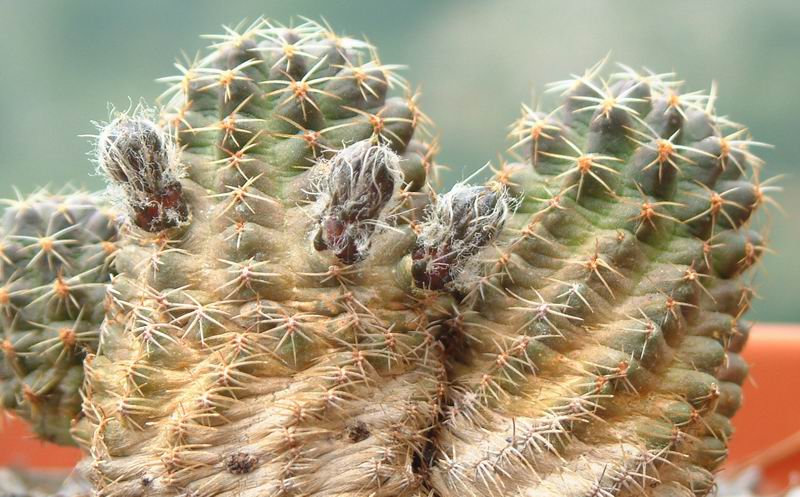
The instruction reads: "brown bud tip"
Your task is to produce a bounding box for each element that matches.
[97,112,189,232]
[315,140,399,264]
[412,183,510,290]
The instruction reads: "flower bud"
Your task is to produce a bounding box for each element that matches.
[315,141,399,264]
[97,114,189,232]
[412,183,509,290]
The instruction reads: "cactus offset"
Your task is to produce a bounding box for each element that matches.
[422,63,771,497]
[0,18,776,497]
[0,190,118,445]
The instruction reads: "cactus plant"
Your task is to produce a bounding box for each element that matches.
[0,18,776,497]
[0,189,118,445]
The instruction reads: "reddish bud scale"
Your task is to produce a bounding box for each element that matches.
[411,242,453,290]
[132,182,189,232]
[320,217,359,264]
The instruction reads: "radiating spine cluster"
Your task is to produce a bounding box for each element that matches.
[0,190,117,445]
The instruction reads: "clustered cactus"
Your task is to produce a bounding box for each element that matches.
[1,190,117,445]
[0,18,776,497]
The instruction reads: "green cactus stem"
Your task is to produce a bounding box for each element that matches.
[0,190,118,445]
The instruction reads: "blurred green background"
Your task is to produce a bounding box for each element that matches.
[0,1,797,322]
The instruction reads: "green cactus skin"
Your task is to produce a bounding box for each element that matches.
[0,190,118,445]
[76,19,442,497]
[0,18,764,497]
[421,63,771,497]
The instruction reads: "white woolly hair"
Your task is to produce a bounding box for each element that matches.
[419,183,510,249]
[418,181,512,288]
[92,104,183,219]
[310,140,403,256]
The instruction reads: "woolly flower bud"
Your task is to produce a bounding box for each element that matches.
[314,140,400,264]
[96,112,188,232]
[412,183,510,290]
